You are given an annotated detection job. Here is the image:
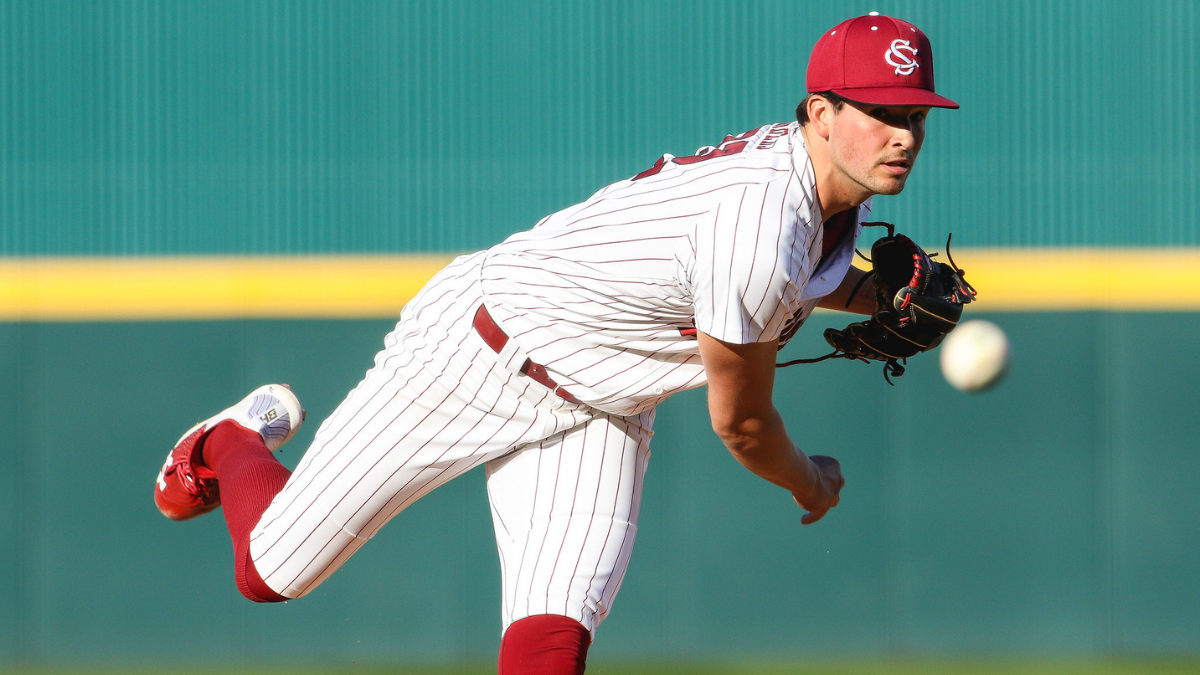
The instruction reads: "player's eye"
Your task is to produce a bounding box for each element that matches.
[909,111,926,124]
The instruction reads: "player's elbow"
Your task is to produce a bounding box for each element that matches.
[710,414,770,455]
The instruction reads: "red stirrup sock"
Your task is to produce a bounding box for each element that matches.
[201,420,292,603]
[498,615,591,675]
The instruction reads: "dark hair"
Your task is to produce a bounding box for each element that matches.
[796,91,850,126]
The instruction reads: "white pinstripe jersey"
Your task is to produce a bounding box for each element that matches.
[480,122,871,416]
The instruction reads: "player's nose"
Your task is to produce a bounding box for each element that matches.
[891,127,916,149]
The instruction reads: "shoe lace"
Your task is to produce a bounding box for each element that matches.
[164,428,215,499]
[165,457,202,497]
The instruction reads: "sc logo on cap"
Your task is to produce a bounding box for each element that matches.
[885,39,919,76]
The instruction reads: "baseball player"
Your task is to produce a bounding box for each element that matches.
[153,14,957,675]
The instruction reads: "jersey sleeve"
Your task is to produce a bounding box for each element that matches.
[688,184,815,345]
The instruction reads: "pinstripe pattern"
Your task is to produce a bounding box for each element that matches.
[248,252,595,598]
[486,409,653,633]
[480,122,868,416]
[245,252,654,633]
[237,122,870,634]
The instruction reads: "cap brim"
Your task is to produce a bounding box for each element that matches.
[832,87,959,109]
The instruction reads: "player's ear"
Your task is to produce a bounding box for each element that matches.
[806,95,835,140]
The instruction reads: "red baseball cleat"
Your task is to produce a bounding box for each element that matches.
[154,384,305,521]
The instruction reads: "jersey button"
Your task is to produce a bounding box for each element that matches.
[653,385,665,395]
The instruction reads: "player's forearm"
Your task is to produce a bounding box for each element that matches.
[715,408,818,496]
[816,265,875,315]
[698,332,819,496]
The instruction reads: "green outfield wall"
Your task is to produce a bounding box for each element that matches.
[0,0,1196,254]
[2,0,1199,667]
[2,312,1199,665]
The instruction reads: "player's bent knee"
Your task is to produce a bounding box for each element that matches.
[498,614,590,675]
[235,541,288,603]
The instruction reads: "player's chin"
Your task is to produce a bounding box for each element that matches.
[872,178,907,196]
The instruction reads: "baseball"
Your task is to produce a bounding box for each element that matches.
[940,319,1009,392]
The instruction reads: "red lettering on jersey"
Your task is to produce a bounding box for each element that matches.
[633,127,764,180]
[673,140,749,166]
[755,124,790,150]
[633,155,669,180]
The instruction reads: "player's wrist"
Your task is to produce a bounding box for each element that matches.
[789,455,822,501]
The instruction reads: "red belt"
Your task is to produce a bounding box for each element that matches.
[473,305,581,405]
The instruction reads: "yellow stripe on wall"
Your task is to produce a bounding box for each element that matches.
[955,248,1200,312]
[0,256,456,321]
[0,249,1195,321]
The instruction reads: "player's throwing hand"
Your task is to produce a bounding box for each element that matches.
[793,455,845,525]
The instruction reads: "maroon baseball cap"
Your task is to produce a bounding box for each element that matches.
[806,13,958,109]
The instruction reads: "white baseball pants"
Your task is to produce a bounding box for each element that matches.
[247,252,653,634]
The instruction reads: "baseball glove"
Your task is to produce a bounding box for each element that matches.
[779,223,976,383]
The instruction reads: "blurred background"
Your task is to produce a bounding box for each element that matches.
[1,0,1197,671]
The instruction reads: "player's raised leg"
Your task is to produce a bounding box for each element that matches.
[488,409,654,674]
[152,251,596,604]
[242,341,563,600]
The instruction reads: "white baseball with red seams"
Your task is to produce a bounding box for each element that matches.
[244,122,869,634]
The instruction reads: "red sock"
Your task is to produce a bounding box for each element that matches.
[498,615,591,675]
[201,420,291,603]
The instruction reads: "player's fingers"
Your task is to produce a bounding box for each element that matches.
[821,471,844,498]
[811,455,845,494]
[801,500,831,525]
[829,467,845,492]
[828,473,845,497]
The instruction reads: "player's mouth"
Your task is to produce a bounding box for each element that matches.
[880,159,911,176]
